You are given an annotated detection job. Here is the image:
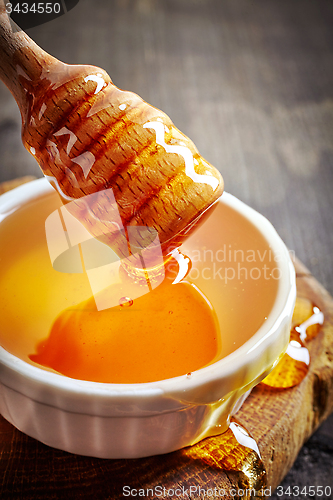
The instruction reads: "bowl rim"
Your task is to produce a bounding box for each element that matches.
[0,178,296,402]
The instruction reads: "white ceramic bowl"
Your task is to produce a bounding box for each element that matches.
[0,179,296,458]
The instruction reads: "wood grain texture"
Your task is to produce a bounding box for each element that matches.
[0,178,332,499]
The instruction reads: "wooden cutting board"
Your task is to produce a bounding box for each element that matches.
[0,178,332,499]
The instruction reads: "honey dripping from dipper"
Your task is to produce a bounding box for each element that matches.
[17,60,278,384]
[1,18,323,391]
[0,37,278,385]
[20,62,224,255]
[19,61,226,383]
[29,238,222,384]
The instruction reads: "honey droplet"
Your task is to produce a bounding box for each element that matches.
[261,298,324,390]
[261,329,310,389]
[292,297,324,341]
[119,297,133,307]
[295,305,324,342]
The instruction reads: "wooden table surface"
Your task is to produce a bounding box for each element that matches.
[0,0,332,497]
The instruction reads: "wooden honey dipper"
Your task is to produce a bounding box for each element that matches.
[0,4,223,261]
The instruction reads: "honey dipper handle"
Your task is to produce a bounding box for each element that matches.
[0,0,57,118]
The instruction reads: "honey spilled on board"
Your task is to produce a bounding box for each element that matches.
[182,298,325,492]
[261,297,324,389]
[184,418,267,495]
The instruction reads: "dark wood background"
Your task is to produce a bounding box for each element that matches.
[0,0,332,497]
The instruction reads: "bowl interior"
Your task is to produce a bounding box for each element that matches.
[0,179,294,393]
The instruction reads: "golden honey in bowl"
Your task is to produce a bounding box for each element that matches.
[0,187,279,384]
[30,279,220,383]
